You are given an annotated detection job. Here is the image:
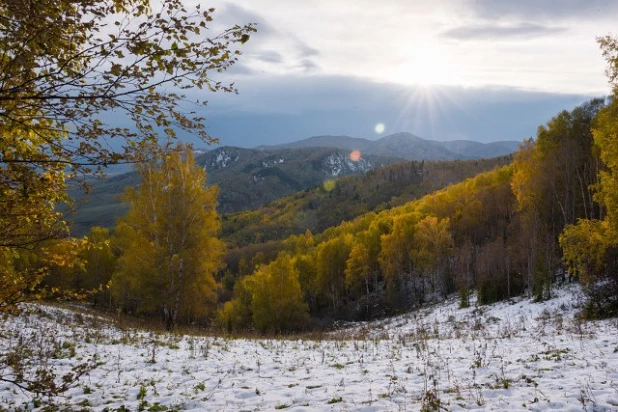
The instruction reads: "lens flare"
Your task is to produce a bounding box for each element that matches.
[349,150,362,162]
[375,123,385,134]
[323,179,336,192]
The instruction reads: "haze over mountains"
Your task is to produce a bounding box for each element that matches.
[257,132,520,160]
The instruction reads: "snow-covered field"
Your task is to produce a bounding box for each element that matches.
[2,284,618,411]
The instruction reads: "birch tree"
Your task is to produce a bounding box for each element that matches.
[112,144,224,329]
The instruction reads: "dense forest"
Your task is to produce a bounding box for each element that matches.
[221,156,511,247]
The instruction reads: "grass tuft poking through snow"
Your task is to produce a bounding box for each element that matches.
[2,283,618,410]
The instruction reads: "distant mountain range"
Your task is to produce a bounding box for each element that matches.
[69,146,401,235]
[258,132,520,160]
[195,146,400,213]
[69,132,520,236]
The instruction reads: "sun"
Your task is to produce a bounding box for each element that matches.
[390,41,456,86]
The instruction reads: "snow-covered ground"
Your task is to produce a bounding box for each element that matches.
[2,283,618,411]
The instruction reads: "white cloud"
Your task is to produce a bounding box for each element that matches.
[207,0,614,95]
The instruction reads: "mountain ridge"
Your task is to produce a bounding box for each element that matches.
[258,132,520,160]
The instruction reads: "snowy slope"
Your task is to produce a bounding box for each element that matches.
[2,283,618,411]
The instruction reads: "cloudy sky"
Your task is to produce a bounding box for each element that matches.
[191,0,617,147]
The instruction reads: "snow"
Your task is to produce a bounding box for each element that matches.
[212,150,237,169]
[2,283,618,411]
[323,154,373,177]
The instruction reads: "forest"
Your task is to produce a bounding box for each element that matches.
[1,0,618,337]
[5,91,618,335]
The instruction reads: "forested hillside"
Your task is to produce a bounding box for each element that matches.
[217,97,618,332]
[222,156,512,247]
[68,146,402,236]
[35,96,618,334]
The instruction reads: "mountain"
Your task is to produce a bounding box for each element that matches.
[196,146,402,214]
[69,133,521,236]
[69,146,403,236]
[435,140,521,159]
[364,132,459,160]
[257,135,372,151]
[259,132,521,161]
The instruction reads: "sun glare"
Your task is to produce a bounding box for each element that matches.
[391,42,455,86]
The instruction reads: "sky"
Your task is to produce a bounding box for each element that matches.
[186,0,618,147]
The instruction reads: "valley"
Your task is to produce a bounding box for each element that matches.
[68,133,518,238]
[3,3,618,411]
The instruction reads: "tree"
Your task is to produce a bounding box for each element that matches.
[559,35,618,316]
[0,0,254,306]
[41,226,116,306]
[379,213,417,307]
[412,216,454,299]
[316,234,353,316]
[294,251,319,313]
[111,145,224,329]
[345,242,372,316]
[511,99,603,300]
[217,276,255,333]
[249,253,309,333]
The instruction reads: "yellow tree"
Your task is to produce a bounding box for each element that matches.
[112,145,224,330]
[294,251,319,312]
[345,242,372,316]
[0,0,253,310]
[249,253,309,333]
[379,213,417,307]
[559,35,618,315]
[412,216,454,299]
[316,234,354,316]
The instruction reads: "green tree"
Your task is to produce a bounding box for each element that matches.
[112,145,224,329]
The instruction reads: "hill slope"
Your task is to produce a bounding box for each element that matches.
[222,156,512,247]
[3,284,617,410]
[69,146,402,236]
